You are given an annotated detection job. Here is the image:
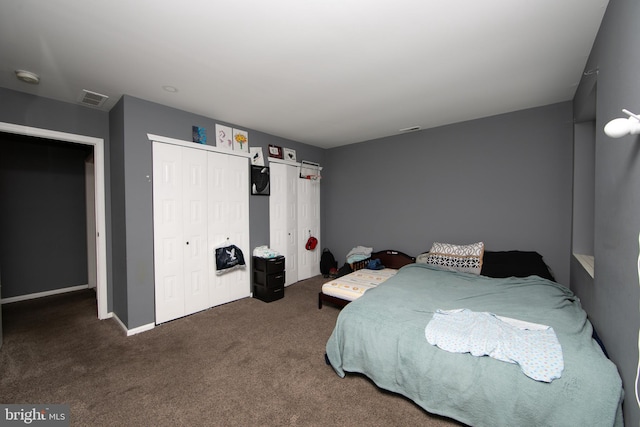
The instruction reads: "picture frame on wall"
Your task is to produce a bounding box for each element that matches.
[192,126,207,144]
[268,144,283,159]
[251,165,270,196]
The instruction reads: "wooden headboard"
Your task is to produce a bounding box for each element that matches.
[351,250,415,271]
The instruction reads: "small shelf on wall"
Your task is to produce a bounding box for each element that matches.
[147,133,252,159]
[573,253,594,278]
[268,157,299,166]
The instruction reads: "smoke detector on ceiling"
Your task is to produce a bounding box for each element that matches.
[78,89,109,108]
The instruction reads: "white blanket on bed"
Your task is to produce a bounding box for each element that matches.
[425,308,564,382]
[346,246,373,263]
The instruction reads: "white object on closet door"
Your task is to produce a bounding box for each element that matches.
[269,162,298,286]
[208,151,251,306]
[297,176,321,280]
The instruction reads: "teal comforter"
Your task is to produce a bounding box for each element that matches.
[326,263,624,427]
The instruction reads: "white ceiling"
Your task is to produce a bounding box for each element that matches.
[0,0,608,148]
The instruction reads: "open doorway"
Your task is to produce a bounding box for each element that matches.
[0,122,108,321]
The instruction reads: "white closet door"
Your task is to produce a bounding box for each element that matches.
[182,148,210,315]
[269,163,298,286]
[153,142,186,324]
[297,176,321,280]
[208,152,251,306]
[284,165,298,285]
[269,163,288,261]
[224,154,250,302]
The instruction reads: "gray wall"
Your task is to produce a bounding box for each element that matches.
[108,98,128,323]
[110,95,325,328]
[323,102,573,285]
[0,133,91,297]
[571,0,640,424]
[0,88,111,305]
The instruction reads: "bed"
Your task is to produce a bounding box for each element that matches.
[325,246,624,427]
[318,250,415,309]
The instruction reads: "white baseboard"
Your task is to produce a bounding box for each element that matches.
[112,312,155,336]
[1,284,90,304]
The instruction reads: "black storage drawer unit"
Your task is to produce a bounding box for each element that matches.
[253,256,285,276]
[253,282,284,302]
[253,256,285,302]
[254,270,285,288]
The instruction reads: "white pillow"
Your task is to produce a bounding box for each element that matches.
[425,242,484,275]
[416,252,431,264]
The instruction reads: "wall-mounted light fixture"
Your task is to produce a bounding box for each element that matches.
[15,69,40,84]
[604,109,640,138]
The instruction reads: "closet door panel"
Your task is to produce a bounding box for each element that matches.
[298,177,321,280]
[208,152,228,306]
[153,142,186,324]
[182,148,210,315]
[224,155,251,302]
[286,166,298,285]
[269,163,298,286]
[269,163,288,264]
[208,152,250,307]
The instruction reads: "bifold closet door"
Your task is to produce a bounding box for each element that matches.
[207,151,251,306]
[181,148,210,315]
[269,163,298,286]
[153,142,185,323]
[153,142,209,324]
[297,177,321,280]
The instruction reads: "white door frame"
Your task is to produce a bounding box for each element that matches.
[0,121,109,319]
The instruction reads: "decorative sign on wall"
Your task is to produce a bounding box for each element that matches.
[215,124,233,151]
[283,148,296,162]
[192,126,207,144]
[250,147,265,166]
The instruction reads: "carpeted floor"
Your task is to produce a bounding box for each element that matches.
[0,275,462,426]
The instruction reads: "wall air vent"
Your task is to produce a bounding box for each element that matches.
[78,89,109,108]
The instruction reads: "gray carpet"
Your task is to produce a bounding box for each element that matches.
[0,275,462,426]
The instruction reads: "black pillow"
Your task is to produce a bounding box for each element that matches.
[480,250,555,281]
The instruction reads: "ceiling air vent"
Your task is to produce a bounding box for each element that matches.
[78,89,109,108]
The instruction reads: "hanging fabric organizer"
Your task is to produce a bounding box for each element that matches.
[215,240,246,275]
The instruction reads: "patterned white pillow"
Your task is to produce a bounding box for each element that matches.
[426,242,484,275]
